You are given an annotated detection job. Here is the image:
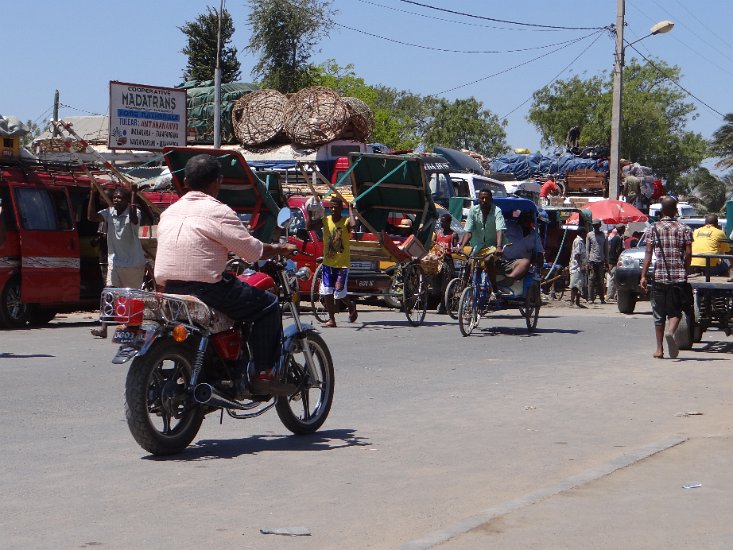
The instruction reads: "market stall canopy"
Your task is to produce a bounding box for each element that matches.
[163,147,283,242]
[566,199,647,225]
[348,152,437,248]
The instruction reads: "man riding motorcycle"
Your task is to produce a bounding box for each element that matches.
[154,154,297,394]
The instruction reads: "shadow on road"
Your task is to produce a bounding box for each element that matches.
[146,428,370,461]
[692,340,733,354]
[466,326,582,337]
[356,320,453,329]
[0,352,55,359]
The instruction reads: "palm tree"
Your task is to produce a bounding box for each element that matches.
[711,113,733,169]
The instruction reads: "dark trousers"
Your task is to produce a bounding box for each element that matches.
[165,274,281,371]
[588,261,606,301]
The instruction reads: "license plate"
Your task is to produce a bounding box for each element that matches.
[112,327,138,344]
[350,260,376,271]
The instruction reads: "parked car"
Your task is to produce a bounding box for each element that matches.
[614,217,726,314]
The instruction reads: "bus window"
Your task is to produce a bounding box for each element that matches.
[14,187,73,231]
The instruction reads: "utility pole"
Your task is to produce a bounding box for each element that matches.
[52,90,60,137]
[609,0,625,200]
[213,0,224,148]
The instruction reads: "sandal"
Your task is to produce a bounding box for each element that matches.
[653,352,664,359]
[348,308,358,323]
[322,320,337,328]
[90,328,107,338]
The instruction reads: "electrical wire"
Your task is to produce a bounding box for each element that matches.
[354,0,563,31]
[398,0,606,31]
[59,103,104,116]
[334,22,595,54]
[429,30,604,97]
[500,31,606,120]
[625,42,725,119]
[672,0,733,56]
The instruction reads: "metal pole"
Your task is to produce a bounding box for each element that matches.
[52,90,60,137]
[213,0,224,148]
[609,0,625,200]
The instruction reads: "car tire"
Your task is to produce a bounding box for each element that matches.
[675,309,694,350]
[617,290,637,314]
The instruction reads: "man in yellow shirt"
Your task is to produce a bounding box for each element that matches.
[691,215,730,276]
[307,195,358,327]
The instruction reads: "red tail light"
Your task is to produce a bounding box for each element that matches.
[114,297,145,326]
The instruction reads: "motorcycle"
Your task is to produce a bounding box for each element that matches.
[99,210,334,456]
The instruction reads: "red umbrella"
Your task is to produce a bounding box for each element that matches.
[566,199,648,225]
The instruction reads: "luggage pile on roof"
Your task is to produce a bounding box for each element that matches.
[489,152,609,180]
[231,86,375,148]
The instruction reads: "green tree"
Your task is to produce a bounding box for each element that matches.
[675,167,733,213]
[20,119,41,147]
[310,61,436,149]
[180,7,241,84]
[710,113,733,170]
[527,58,707,184]
[423,97,509,158]
[246,0,335,93]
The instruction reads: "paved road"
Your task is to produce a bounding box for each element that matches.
[1,302,732,549]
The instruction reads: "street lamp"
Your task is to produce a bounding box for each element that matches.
[608,1,674,200]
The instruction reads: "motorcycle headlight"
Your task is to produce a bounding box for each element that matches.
[296,267,312,281]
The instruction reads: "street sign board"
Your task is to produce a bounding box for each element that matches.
[108,81,187,151]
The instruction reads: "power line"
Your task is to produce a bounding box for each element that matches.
[398,0,606,31]
[672,0,733,56]
[625,42,725,119]
[59,103,104,116]
[334,22,594,54]
[501,31,606,120]
[430,30,604,96]
[354,0,563,32]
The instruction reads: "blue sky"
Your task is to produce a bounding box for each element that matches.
[3,0,730,157]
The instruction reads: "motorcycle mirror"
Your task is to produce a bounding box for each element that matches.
[277,207,293,230]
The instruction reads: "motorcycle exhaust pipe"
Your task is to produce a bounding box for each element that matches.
[193,383,250,411]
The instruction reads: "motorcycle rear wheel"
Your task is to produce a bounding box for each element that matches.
[276,332,334,434]
[125,341,204,456]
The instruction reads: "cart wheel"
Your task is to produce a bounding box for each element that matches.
[458,285,479,336]
[675,309,694,350]
[403,264,427,326]
[309,264,328,323]
[444,277,465,320]
[524,282,541,332]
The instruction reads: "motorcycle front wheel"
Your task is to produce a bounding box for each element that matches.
[276,332,334,434]
[125,341,204,456]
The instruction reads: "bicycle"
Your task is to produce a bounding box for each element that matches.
[457,249,542,337]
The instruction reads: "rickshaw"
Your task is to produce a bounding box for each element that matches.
[308,153,438,326]
[455,197,543,336]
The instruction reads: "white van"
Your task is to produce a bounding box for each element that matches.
[449,173,507,218]
[649,201,699,219]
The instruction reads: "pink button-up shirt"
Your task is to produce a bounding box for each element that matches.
[154,191,263,285]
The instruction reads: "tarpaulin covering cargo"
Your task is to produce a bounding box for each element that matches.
[179,81,258,144]
[489,152,609,180]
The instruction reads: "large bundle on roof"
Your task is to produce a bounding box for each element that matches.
[231,89,288,146]
[489,152,608,180]
[182,80,258,144]
[341,96,375,142]
[283,86,350,147]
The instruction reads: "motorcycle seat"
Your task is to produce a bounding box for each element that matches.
[146,292,235,333]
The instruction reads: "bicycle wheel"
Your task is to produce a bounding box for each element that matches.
[309,264,328,323]
[444,277,465,320]
[458,285,479,336]
[524,281,541,332]
[403,264,427,326]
